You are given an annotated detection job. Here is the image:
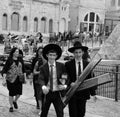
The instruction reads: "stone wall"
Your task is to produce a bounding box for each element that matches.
[0,0,69,35]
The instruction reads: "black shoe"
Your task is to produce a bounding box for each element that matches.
[13,101,18,109]
[9,107,13,112]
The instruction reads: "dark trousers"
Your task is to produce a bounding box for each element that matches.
[68,95,87,117]
[40,91,64,117]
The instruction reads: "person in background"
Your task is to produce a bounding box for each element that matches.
[65,41,97,117]
[1,47,27,112]
[39,43,67,117]
[23,40,29,55]
[31,46,46,115]
[36,32,43,43]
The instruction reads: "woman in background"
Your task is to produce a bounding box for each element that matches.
[1,47,26,112]
[31,46,46,115]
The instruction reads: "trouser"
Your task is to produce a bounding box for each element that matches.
[68,96,87,117]
[40,91,64,117]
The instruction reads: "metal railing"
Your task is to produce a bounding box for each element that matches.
[94,64,120,101]
[1,55,120,101]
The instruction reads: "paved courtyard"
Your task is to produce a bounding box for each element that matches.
[0,42,120,117]
[0,77,120,117]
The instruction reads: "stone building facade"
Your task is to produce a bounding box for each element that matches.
[0,0,70,35]
[68,0,106,33]
[105,0,120,36]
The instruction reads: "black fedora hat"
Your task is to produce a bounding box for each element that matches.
[68,41,88,53]
[42,43,62,60]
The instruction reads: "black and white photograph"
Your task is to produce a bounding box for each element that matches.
[0,0,120,117]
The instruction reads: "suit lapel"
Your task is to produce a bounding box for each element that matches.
[83,60,88,70]
[56,62,60,81]
[44,63,49,79]
[71,59,76,80]
[73,59,76,76]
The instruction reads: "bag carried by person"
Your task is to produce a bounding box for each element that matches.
[18,62,25,83]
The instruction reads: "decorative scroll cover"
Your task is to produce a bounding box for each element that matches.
[17,62,25,83]
[6,62,18,83]
[6,62,24,83]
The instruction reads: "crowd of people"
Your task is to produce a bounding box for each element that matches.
[0,30,104,58]
[1,36,97,117]
[2,32,43,55]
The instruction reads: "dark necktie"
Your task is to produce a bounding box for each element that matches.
[78,62,81,76]
[50,64,53,91]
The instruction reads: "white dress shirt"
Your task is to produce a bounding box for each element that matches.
[75,59,83,78]
[48,62,59,91]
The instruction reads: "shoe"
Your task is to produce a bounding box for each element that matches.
[13,101,18,109]
[9,107,13,112]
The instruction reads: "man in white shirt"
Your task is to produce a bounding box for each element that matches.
[65,41,97,117]
[38,43,67,117]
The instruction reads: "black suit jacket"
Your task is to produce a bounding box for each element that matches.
[65,59,96,100]
[38,62,66,90]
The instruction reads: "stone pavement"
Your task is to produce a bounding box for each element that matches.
[0,77,120,117]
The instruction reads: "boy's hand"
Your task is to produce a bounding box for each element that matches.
[42,86,49,95]
[92,95,97,102]
[2,79,7,87]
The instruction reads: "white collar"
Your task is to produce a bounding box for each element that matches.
[48,62,56,67]
[75,59,82,63]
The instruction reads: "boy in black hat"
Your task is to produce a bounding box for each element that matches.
[38,43,67,117]
[65,41,97,117]
[73,41,90,61]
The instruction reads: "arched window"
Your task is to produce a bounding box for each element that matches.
[84,14,88,21]
[34,17,38,32]
[23,16,28,32]
[49,19,53,33]
[82,12,100,32]
[111,0,115,6]
[11,12,19,31]
[41,17,46,33]
[90,12,95,22]
[2,14,7,30]
[96,15,99,22]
